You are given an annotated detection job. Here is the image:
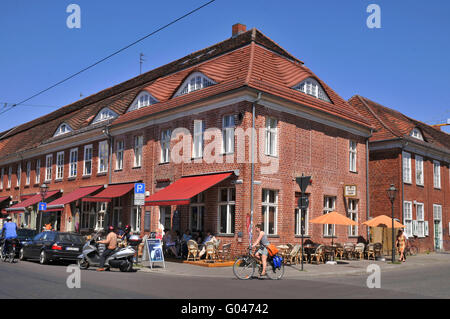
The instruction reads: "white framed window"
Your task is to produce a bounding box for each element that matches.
[410,128,424,140]
[348,199,358,236]
[433,204,442,220]
[433,161,441,188]
[127,91,158,112]
[26,161,31,185]
[92,107,118,124]
[193,120,204,158]
[69,148,78,178]
[0,167,3,189]
[222,115,235,154]
[56,151,64,180]
[262,189,278,235]
[292,77,331,102]
[323,196,336,236]
[35,159,40,184]
[218,188,236,234]
[83,145,93,176]
[174,72,216,97]
[161,129,171,163]
[116,140,124,170]
[81,201,96,230]
[403,152,412,183]
[415,155,424,185]
[7,166,12,188]
[131,206,141,233]
[53,123,73,137]
[403,201,413,237]
[45,154,53,182]
[190,193,205,232]
[265,117,277,156]
[95,202,107,231]
[295,199,309,236]
[416,203,425,238]
[98,141,109,173]
[16,164,21,187]
[349,140,357,172]
[134,136,143,167]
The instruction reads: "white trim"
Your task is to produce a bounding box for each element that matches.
[83,144,93,176]
[173,72,216,97]
[92,107,118,124]
[69,148,78,178]
[292,77,331,103]
[45,154,53,182]
[56,151,64,180]
[98,140,109,173]
[54,122,73,137]
[127,91,158,112]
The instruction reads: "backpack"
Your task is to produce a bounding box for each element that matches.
[266,244,279,257]
[272,255,283,269]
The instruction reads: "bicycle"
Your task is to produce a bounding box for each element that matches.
[1,239,17,263]
[404,236,418,256]
[233,247,285,280]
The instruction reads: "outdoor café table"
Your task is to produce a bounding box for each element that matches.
[277,245,290,258]
[324,246,337,262]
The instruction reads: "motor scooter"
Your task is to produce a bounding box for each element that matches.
[77,232,135,272]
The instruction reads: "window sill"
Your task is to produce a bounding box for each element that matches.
[191,157,203,161]
[348,236,360,238]
[434,187,441,190]
[217,233,235,237]
[114,169,123,172]
[349,170,358,174]
[220,152,234,156]
[403,181,412,185]
[416,184,424,188]
[132,166,142,170]
[97,172,107,177]
[267,235,279,238]
[264,154,278,158]
[159,162,170,165]
[323,236,338,238]
[55,179,63,183]
[82,175,91,179]
[294,235,311,238]
[68,177,77,181]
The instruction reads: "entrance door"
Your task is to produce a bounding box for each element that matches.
[434,220,442,251]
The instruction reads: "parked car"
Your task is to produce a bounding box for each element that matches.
[20,231,85,264]
[0,228,38,258]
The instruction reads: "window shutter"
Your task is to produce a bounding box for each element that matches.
[412,220,418,236]
[425,221,429,236]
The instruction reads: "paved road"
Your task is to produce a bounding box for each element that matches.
[0,259,448,299]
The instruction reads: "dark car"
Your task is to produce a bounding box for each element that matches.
[0,228,38,257]
[20,231,85,264]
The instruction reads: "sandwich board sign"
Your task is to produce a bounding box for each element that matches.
[144,238,165,269]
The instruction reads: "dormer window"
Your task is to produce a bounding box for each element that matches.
[92,107,118,124]
[410,128,424,141]
[54,123,73,137]
[292,78,331,103]
[174,72,216,97]
[127,91,158,112]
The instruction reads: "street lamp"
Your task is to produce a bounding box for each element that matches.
[387,184,397,263]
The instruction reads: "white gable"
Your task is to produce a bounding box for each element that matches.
[92,107,118,124]
[54,122,73,137]
[410,128,424,141]
[292,77,331,103]
[173,72,216,97]
[127,91,158,112]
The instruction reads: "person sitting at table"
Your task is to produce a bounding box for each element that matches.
[181,229,192,258]
[198,231,217,258]
[163,230,179,258]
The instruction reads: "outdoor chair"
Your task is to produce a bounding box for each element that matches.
[334,243,344,260]
[187,240,199,261]
[343,243,355,260]
[218,243,232,261]
[374,242,383,259]
[310,245,325,264]
[353,243,365,260]
[366,243,376,260]
[284,244,301,265]
[205,241,218,261]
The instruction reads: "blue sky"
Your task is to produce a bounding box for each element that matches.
[0,0,449,133]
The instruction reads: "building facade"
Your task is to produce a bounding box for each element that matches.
[0,25,372,256]
[349,95,450,252]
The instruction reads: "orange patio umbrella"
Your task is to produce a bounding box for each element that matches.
[310,211,357,248]
[363,215,405,228]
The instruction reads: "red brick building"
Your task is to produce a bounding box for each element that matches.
[0,25,373,255]
[349,95,450,252]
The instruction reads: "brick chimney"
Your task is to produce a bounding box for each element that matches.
[232,23,246,38]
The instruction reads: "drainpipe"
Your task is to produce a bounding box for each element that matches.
[249,92,262,249]
[366,130,372,241]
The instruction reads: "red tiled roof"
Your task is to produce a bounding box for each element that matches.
[0,28,371,160]
[348,95,450,154]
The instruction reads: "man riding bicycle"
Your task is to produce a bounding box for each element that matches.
[2,216,18,256]
[252,224,269,277]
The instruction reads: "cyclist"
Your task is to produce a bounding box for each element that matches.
[1,216,18,257]
[252,224,269,277]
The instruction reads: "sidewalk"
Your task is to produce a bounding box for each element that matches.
[136,252,450,279]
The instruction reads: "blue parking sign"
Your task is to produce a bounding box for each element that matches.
[134,183,145,194]
[38,202,47,211]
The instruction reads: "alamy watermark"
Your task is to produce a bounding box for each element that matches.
[367,4,381,29]
[366,264,381,288]
[66,4,81,29]
[66,264,81,289]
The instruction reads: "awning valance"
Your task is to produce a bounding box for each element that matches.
[47,185,103,208]
[82,183,134,202]
[5,190,60,213]
[145,172,232,206]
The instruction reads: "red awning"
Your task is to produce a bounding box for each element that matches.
[145,172,232,206]
[82,183,134,202]
[46,185,103,208]
[0,196,10,204]
[5,190,60,213]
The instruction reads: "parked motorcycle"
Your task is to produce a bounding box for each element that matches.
[77,232,135,272]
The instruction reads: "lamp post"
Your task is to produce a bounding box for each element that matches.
[387,184,397,263]
[39,184,49,231]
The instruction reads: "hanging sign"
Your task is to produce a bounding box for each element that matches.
[344,185,357,197]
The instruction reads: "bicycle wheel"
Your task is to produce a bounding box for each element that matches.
[233,257,256,280]
[266,260,285,280]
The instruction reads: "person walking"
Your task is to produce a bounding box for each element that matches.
[97,226,118,271]
[396,229,407,262]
